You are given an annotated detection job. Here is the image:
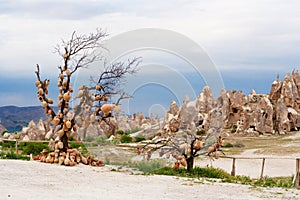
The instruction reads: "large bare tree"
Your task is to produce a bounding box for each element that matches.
[35,29,107,152]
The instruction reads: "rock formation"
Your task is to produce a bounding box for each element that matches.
[161,70,300,135]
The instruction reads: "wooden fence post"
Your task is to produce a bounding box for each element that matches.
[260,158,265,179]
[231,158,236,176]
[15,140,18,155]
[294,158,300,188]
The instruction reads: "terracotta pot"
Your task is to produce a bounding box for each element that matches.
[180,158,187,167]
[101,104,115,115]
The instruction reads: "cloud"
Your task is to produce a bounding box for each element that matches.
[0,0,300,108]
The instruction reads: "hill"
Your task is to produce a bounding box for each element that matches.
[0,106,46,132]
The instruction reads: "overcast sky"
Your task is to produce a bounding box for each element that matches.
[0,0,300,115]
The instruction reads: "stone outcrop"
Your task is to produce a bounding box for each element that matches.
[162,70,300,135]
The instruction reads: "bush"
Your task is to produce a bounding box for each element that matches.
[196,130,206,136]
[116,130,125,135]
[22,142,49,156]
[135,134,146,142]
[223,142,234,148]
[131,159,167,173]
[94,136,109,144]
[4,151,29,160]
[121,134,132,143]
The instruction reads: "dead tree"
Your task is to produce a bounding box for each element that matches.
[136,101,224,171]
[35,29,107,152]
[74,58,141,138]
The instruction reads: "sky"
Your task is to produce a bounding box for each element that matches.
[0,0,300,116]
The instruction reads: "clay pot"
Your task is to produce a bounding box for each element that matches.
[76,155,81,164]
[81,156,88,165]
[193,140,204,149]
[72,125,77,132]
[63,92,71,102]
[115,105,121,115]
[173,162,180,170]
[103,96,109,101]
[58,156,65,165]
[38,88,44,96]
[177,155,184,160]
[66,120,72,129]
[64,157,70,166]
[77,90,83,98]
[66,69,71,77]
[96,84,101,90]
[42,101,48,108]
[180,158,187,167]
[79,85,84,90]
[58,93,63,100]
[95,94,102,101]
[214,151,221,159]
[58,130,64,139]
[90,114,95,122]
[35,80,40,87]
[101,104,115,115]
[50,152,55,157]
[57,141,64,149]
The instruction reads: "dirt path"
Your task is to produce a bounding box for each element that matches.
[1,160,300,200]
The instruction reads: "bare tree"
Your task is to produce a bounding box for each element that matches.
[74,57,141,139]
[136,101,225,171]
[35,29,107,152]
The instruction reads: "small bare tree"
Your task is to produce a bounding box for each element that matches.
[136,101,225,171]
[35,29,107,152]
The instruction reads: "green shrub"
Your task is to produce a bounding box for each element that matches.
[223,142,234,148]
[196,130,206,136]
[94,136,109,144]
[22,142,48,156]
[132,159,167,173]
[4,151,29,160]
[135,134,146,142]
[116,130,125,135]
[121,134,132,143]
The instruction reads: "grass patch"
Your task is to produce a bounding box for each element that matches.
[150,167,294,188]
[3,151,29,161]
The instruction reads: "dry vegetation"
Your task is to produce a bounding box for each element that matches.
[221,131,300,156]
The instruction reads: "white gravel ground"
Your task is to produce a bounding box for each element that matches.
[1,160,300,200]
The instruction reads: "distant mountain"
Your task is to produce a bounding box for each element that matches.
[0,106,46,132]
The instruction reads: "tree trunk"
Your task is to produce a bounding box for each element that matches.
[61,133,69,152]
[186,156,194,171]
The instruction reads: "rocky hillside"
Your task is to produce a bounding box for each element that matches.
[0,106,45,132]
[161,69,300,135]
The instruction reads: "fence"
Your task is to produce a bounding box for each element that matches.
[1,138,300,188]
[217,155,300,188]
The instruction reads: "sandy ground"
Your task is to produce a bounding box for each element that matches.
[196,149,300,178]
[1,160,300,200]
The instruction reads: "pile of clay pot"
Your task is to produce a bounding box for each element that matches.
[37,141,104,167]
